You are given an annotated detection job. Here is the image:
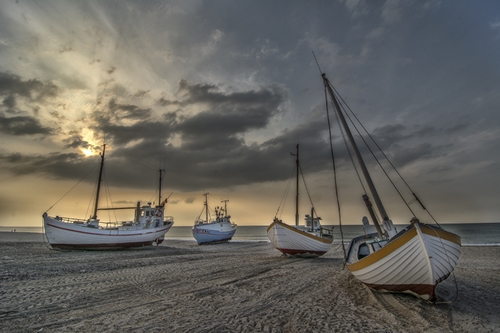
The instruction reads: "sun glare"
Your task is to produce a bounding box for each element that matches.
[82,148,93,157]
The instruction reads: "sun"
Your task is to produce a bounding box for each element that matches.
[82,148,94,157]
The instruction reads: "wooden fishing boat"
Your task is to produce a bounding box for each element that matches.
[267,144,334,257]
[43,144,174,250]
[321,72,461,301]
[192,193,237,245]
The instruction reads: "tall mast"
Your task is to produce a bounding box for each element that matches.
[158,168,164,206]
[91,144,106,220]
[294,144,299,226]
[322,74,390,226]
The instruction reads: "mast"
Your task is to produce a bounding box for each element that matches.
[294,144,299,226]
[222,199,229,218]
[322,74,390,227]
[158,168,164,207]
[204,192,209,222]
[91,144,106,220]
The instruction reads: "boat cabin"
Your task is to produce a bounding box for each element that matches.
[304,214,322,231]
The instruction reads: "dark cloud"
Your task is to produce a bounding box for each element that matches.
[0,151,95,179]
[389,143,443,167]
[2,95,16,109]
[107,99,152,120]
[0,72,58,101]
[0,80,332,192]
[173,80,286,149]
[62,133,98,150]
[134,90,150,98]
[157,96,180,107]
[0,114,52,136]
[0,72,58,136]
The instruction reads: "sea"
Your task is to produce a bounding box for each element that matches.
[1,223,499,246]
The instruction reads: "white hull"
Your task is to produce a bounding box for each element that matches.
[43,215,173,250]
[346,222,461,301]
[267,220,333,257]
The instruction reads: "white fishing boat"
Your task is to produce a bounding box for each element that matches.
[267,144,334,257]
[192,193,237,245]
[43,144,174,250]
[320,72,461,301]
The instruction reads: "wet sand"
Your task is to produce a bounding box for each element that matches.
[0,232,499,332]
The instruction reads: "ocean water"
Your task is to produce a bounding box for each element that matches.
[1,223,499,245]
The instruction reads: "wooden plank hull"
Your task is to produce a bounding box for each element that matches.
[346,223,461,301]
[43,215,173,250]
[267,220,333,257]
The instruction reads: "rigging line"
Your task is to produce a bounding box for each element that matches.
[102,166,118,222]
[329,82,417,218]
[87,179,97,219]
[275,163,296,219]
[44,162,100,214]
[331,92,368,196]
[113,146,160,171]
[323,83,347,262]
[331,84,434,223]
[298,165,316,213]
[312,51,323,75]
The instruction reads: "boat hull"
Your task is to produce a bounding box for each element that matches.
[267,220,333,257]
[346,222,461,301]
[192,221,237,245]
[43,215,173,250]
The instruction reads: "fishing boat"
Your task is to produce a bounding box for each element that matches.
[192,193,237,245]
[42,144,174,250]
[267,144,334,257]
[321,72,461,301]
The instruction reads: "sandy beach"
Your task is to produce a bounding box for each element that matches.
[0,232,499,333]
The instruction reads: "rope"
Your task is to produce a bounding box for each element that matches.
[298,166,315,211]
[330,85,442,224]
[427,225,460,302]
[274,164,296,219]
[44,162,100,213]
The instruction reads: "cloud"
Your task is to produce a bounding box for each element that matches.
[0,72,58,102]
[0,114,52,136]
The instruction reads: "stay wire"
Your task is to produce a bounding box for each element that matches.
[329,82,418,219]
[44,162,100,214]
[275,164,296,219]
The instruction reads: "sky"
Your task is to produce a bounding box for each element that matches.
[0,0,499,228]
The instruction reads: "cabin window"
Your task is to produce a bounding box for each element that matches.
[358,244,370,260]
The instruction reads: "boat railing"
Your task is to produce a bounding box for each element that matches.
[53,216,89,224]
[97,221,122,230]
[195,217,212,224]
